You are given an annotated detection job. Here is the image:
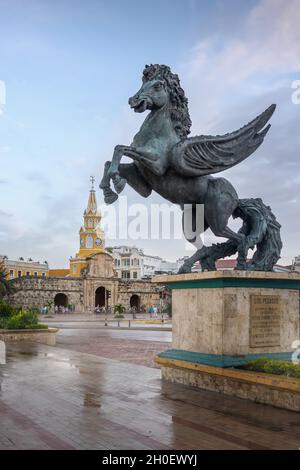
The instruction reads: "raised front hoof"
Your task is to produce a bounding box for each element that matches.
[178,265,192,274]
[113,177,126,194]
[104,191,119,205]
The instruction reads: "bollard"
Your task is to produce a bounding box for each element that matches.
[0,340,6,365]
[129,320,131,328]
[118,320,120,328]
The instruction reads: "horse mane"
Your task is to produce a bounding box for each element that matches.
[142,64,192,139]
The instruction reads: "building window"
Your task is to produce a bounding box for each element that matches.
[88,218,93,228]
[34,272,38,277]
[18,271,22,278]
[9,270,14,279]
[42,273,46,277]
[73,265,77,273]
[133,272,137,279]
[26,271,30,277]
[121,271,130,279]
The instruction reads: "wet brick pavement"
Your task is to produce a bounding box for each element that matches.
[0,340,299,450]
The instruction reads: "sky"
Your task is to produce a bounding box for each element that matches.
[0,0,299,267]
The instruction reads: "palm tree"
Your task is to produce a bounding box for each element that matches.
[114,303,126,317]
[0,260,14,298]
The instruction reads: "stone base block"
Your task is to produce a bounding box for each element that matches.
[154,270,300,357]
[154,271,300,411]
[0,328,58,346]
[156,356,300,412]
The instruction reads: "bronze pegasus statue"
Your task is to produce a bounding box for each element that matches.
[100,64,282,272]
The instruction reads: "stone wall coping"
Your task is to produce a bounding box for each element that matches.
[13,276,81,281]
[158,348,295,367]
[153,270,300,290]
[156,356,300,393]
[0,327,58,334]
[153,270,300,283]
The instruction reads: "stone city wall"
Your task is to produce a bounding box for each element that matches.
[117,280,161,309]
[7,277,84,312]
[5,276,163,313]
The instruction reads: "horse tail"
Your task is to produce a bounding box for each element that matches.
[235,198,283,271]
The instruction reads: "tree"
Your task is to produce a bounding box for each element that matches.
[0,261,15,299]
[114,303,125,317]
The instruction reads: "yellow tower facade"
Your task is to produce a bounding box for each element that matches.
[69,177,105,277]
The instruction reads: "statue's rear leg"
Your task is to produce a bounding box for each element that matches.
[204,178,247,266]
[178,177,243,273]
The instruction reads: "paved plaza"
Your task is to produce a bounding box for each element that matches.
[0,327,299,450]
[56,327,172,368]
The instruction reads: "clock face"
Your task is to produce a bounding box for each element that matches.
[95,238,103,246]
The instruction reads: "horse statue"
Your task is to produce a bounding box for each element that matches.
[100,64,282,272]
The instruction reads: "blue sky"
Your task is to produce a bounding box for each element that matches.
[0,0,299,267]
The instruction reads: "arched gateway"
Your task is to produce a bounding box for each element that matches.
[130,294,140,311]
[54,293,68,308]
[95,286,106,308]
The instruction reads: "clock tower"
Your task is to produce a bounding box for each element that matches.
[70,177,106,277]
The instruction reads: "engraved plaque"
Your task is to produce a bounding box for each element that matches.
[250,295,281,348]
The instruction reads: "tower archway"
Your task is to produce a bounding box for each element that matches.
[54,293,68,308]
[95,286,106,308]
[130,294,140,311]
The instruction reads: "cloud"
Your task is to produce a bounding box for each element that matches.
[186,0,300,84]
[1,0,299,267]
[179,0,300,132]
[176,0,300,264]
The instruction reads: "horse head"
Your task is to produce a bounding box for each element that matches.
[128,76,168,113]
[128,64,192,139]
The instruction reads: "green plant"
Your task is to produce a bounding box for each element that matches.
[45,300,53,310]
[30,307,40,315]
[0,261,15,298]
[243,358,300,379]
[114,303,125,318]
[0,300,16,318]
[163,302,172,317]
[4,308,47,330]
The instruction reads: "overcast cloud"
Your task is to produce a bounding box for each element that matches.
[0,0,299,267]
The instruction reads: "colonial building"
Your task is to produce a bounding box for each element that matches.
[6,179,161,313]
[111,246,161,279]
[0,255,49,279]
[110,246,183,279]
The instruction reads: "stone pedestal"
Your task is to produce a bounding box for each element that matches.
[153,271,300,411]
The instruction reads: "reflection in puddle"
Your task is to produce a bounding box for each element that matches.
[83,392,101,408]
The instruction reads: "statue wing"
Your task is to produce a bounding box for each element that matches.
[171,104,276,177]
